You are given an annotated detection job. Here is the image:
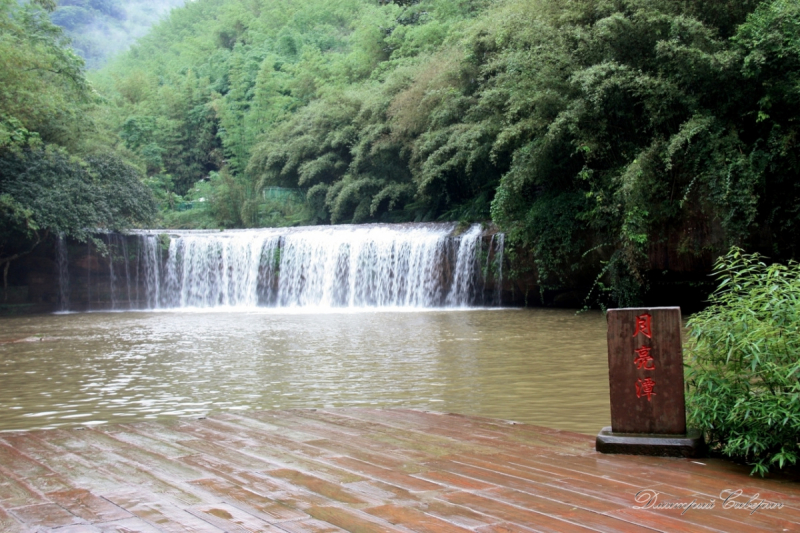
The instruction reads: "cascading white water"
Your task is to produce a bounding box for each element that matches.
[276,225,455,307]
[76,223,504,310]
[163,231,280,308]
[140,235,162,309]
[104,234,117,310]
[446,225,483,307]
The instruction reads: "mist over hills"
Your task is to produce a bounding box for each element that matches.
[52,0,188,68]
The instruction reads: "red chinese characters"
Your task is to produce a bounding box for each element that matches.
[633,313,655,400]
[636,377,656,401]
[633,313,652,339]
[633,346,655,370]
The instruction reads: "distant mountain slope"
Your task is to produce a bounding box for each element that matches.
[52,0,187,68]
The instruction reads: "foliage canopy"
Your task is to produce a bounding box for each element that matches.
[41,0,800,303]
[0,0,155,278]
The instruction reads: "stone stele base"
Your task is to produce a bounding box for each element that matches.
[596,427,706,457]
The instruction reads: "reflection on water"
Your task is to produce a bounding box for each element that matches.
[0,309,610,434]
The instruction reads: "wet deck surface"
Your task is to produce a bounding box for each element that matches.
[0,408,797,532]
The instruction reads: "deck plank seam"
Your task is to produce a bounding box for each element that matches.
[300,415,580,461]
[433,458,775,531]
[424,470,658,533]
[433,491,613,533]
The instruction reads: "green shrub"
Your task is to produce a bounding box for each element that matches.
[685,248,800,476]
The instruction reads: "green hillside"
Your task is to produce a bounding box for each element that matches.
[3,0,800,306]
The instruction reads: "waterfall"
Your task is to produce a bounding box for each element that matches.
[105,234,117,310]
[141,235,162,308]
[125,223,503,309]
[445,225,483,307]
[119,236,133,308]
[56,235,69,311]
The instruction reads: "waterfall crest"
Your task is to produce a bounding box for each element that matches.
[74,223,505,310]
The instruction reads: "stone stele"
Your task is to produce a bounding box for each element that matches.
[596,307,704,457]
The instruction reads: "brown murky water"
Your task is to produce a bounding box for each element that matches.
[0,309,610,434]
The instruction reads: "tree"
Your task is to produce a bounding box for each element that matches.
[0,0,156,290]
[0,147,156,289]
[0,0,93,147]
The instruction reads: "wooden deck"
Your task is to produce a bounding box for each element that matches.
[0,409,797,532]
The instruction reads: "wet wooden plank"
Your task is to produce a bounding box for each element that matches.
[306,505,405,533]
[266,469,367,505]
[2,433,121,492]
[414,469,497,491]
[321,409,592,454]
[738,485,800,509]
[222,413,424,470]
[275,518,349,533]
[94,425,198,459]
[519,452,776,502]
[474,523,540,533]
[53,429,205,483]
[495,451,800,527]
[189,477,307,522]
[176,439,279,471]
[93,517,164,532]
[365,503,475,533]
[46,525,102,533]
[86,450,207,507]
[490,487,683,533]
[190,466,333,510]
[437,490,622,533]
[267,410,488,459]
[0,442,73,493]
[420,500,500,529]
[102,490,224,532]
[186,502,286,532]
[578,453,800,499]
[243,446,371,486]
[234,414,432,467]
[618,491,791,533]
[203,417,343,448]
[342,480,419,504]
[0,408,797,533]
[0,468,45,508]
[0,505,24,533]
[47,488,131,523]
[448,453,798,533]
[9,502,83,529]
[424,457,633,511]
[328,456,442,492]
[179,453,279,487]
[436,453,640,505]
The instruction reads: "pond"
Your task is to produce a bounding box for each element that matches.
[0,308,610,434]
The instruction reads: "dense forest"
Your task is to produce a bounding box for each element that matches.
[0,0,155,290]
[2,0,799,306]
